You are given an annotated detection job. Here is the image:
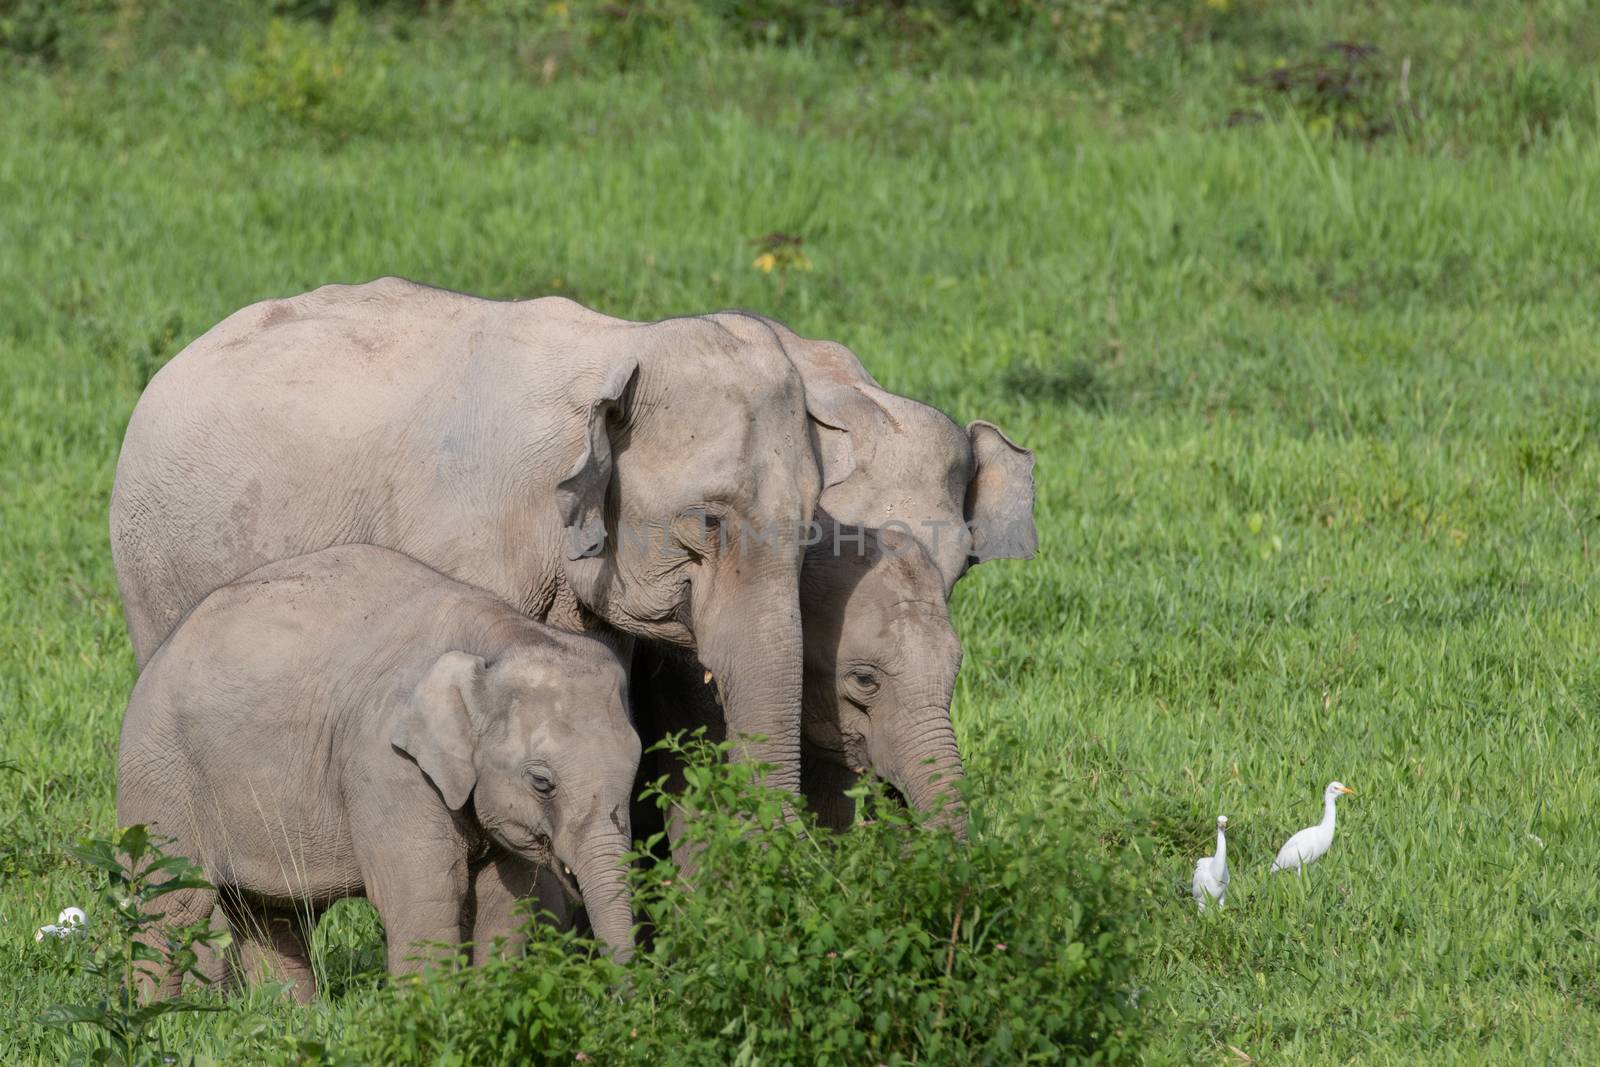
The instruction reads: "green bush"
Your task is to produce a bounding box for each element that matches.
[702,0,1210,65]
[449,0,1230,75]
[310,737,1150,1065]
[0,0,1234,77]
[227,6,396,138]
[274,0,448,20]
[0,0,112,63]
[36,827,231,1067]
[1251,42,1412,141]
[459,0,719,78]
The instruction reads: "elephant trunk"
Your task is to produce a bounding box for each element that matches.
[883,709,966,839]
[574,833,634,963]
[693,561,805,795]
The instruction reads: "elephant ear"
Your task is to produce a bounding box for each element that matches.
[556,356,639,561]
[803,374,890,493]
[710,311,866,492]
[391,651,486,811]
[806,413,856,492]
[795,340,887,493]
[964,420,1037,564]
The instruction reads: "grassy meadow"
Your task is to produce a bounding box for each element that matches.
[3,1,1600,1062]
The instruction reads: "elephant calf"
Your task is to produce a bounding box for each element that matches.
[797,524,966,834]
[638,520,967,851]
[117,545,641,1002]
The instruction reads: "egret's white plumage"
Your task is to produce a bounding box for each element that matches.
[1192,815,1229,910]
[1270,781,1355,874]
[35,906,88,942]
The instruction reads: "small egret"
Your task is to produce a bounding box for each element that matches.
[34,906,88,942]
[1270,781,1355,874]
[1192,815,1229,911]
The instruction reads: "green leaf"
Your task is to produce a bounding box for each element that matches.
[129,942,165,964]
[143,872,215,899]
[63,839,123,876]
[37,1003,115,1029]
[127,1000,229,1027]
[117,825,150,863]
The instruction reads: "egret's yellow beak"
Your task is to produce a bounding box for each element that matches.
[1338,785,1356,795]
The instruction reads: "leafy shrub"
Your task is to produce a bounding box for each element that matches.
[631,739,1150,1063]
[1250,42,1415,141]
[36,826,231,1067]
[228,5,396,138]
[273,0,448,21]
[689,0,1230,67]
[0,0,112,63]
[453,0,1230,75]
[4,0,1236,77]
[1241,42,1597,150]
[307,736,1151,1065]
[461,0,718,78]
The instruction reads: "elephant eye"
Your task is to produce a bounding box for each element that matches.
[524,764,557,797]
[673,506,727,558]
[843,667,880,703]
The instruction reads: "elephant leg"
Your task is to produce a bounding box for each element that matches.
[652,739,705,883]
[133,884,217,1002]
[467,852,573,965]
[631,646,726,883]
[220,893,319,1004]
[368,857,471,978]
[802,750,861,832]
[189,902,240,993]
[629,740,669,858]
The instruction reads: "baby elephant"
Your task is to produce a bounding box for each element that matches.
[798,524,966,835]
[118,545,640,1002]
[636,520,967,852]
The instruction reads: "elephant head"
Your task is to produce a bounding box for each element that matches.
[799,522,966,836]
[391,645,642,961]
[708,311,1037,593]
[526,307,863,795]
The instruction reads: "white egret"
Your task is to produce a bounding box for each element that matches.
[1192,815,1229,911]
[34,906,88,942]
[1270,781,1355,874]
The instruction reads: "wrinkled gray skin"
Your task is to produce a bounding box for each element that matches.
[117,546,641,1002]
[112,278,845,798]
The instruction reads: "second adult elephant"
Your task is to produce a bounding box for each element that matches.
[629,313,1036,845]
[710,311,1037,589]
[111,278,852,793]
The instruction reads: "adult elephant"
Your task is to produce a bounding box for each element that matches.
[633,313,1035,845]
[111,277,852,796]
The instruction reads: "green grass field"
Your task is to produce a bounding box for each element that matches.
[4,2,1600,1062]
